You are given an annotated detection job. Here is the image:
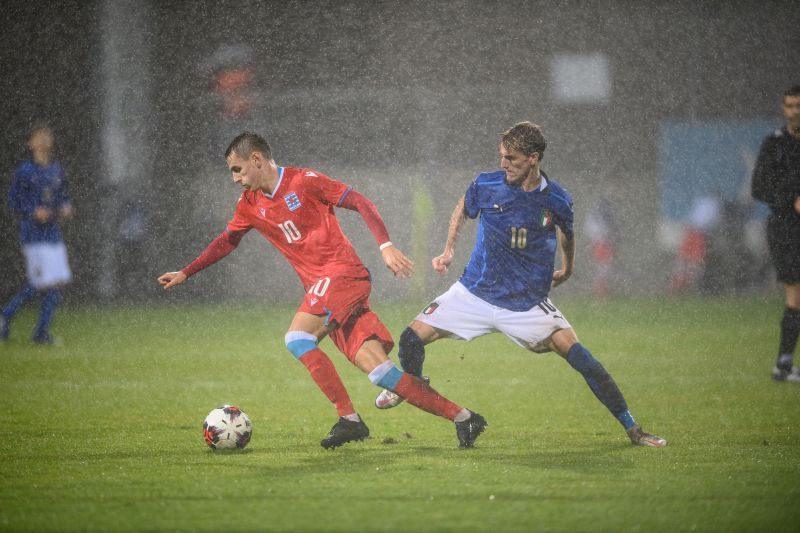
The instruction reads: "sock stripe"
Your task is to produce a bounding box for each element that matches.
[285,331,318,359]
[378,367,403,390]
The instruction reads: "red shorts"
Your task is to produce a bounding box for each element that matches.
[591,241,614,264]
[678,229,706,263]
[298,275,394,361]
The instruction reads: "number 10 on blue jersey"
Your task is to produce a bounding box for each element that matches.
[511,227,527,249]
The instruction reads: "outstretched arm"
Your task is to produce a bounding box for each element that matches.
[552,227,575,288]
[157,229,247,289]
[339,189,414,277]
[432,196,468,275]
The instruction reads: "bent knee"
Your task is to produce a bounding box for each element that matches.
[549,328,579,357]
[407,320,442,344]
[400,326,426,349]
[284,331,318,359]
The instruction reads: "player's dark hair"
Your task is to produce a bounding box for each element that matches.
[225,132,272,160]
[784,85,800,100]
[501,122,546,161]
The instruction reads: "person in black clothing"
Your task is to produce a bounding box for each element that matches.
[752,85,800,382]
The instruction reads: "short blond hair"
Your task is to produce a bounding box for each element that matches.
[501,121,546,160]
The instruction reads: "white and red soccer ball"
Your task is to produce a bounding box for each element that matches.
[203,405,252,450]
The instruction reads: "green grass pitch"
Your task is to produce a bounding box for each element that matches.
[1,297,799,531]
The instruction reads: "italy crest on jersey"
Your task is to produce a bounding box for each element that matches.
[539,209,553,228]
[422,302,439,315]
[284,192,301,211]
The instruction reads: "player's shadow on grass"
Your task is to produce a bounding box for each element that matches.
[231,439,636,479]
[182,425,644,478]
[488,444,636,474]
[316,448,629,479]
[202,438,448,477]
[205,448,254,455]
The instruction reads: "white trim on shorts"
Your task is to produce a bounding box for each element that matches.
[22,242,72,289]
[414,281,572,353]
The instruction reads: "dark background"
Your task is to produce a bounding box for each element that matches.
[2,0,798,305]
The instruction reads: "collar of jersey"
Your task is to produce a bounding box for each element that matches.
[260,166,285,199]
[538,175,548,191]
[506,173,547,193]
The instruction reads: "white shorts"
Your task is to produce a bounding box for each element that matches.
[414,282,572,353]
[22,242,72,289]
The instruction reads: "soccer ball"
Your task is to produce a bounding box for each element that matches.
[203,405,252,450]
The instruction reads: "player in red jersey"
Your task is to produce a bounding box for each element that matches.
[158,132,486,449]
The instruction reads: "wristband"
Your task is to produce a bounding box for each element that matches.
[379,241,393,251]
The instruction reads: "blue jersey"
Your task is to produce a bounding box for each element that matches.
[8,159,70,244]
[459,170,574,311]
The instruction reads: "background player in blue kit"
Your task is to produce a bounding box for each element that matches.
[1,126,73,345]
[376,121,666,447]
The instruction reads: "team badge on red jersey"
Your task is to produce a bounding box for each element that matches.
[259,207,267,218]
[539,209,553,228]
[284,192,301,211]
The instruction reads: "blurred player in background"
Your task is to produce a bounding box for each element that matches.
[584,191,617,298]
[376,122,666,447]
[158,132,486,449]
[752,85,800,382]
[1,126,73,345]
[669,192,720,293]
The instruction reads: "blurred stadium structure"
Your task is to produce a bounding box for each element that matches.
[2,0,798,304]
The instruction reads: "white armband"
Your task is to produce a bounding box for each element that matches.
[379,241,393,251]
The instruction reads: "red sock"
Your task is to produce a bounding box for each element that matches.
[299,348,355,417]
[393,373,462,421]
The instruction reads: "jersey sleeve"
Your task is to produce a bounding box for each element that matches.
[553,191,575,240]
[183,196,251,278]
[8,165,35,218]
[226,193,254,234]
[301,169,352,206]
[338,189,391,245]
[181,231,240,278]
[463,178,481,219]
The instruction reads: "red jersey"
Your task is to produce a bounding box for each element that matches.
[227,167,369,288]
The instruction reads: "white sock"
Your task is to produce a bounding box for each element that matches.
[453,408,470,423]
[343,413,360,422]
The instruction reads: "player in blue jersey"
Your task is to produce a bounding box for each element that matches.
[1,126,73,345]
[376,122,666,447]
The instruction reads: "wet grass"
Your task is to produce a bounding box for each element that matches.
[1,297,798,531]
